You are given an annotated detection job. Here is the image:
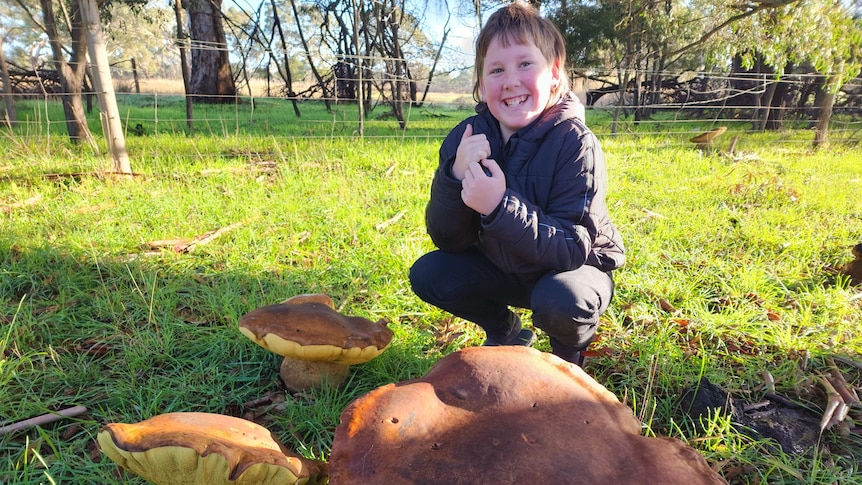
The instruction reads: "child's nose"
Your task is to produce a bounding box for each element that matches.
[502,71,520,89]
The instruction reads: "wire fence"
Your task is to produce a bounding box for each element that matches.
[2,65,861,154]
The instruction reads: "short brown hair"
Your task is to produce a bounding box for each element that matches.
[473,2,570,104]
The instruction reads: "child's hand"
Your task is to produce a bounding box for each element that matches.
[453,124,490,180]
[461,158,506,215]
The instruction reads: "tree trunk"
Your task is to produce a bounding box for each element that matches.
[174,0,194,130]
[289,0,332,111]
[40,0,94,145]
[80,0,131,174]
[352,0,364,136]
[0,35,17,127]
[187,0,237,103]
[270,0,300,116]
[813,82,835,149]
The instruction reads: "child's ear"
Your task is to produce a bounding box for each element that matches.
[551,58,561,83]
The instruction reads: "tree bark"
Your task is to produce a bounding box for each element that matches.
[0,35,17,127]
[40,0,94,145]
[270,0,300,116]
[813,81,835,148]
[187,0,237,103]
[80,0,131,174]
[174,0,194,130]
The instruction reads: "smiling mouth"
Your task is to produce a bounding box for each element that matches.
[504,95,528,107]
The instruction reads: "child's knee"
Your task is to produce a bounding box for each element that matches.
[532,294,602,349]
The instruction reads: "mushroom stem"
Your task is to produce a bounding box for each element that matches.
[280,356,350,392]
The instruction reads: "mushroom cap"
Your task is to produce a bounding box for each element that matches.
[689,126,727,143]
[282,293,335,307]
[329,346,727,485]
[239,301,393,365]
[97,412,326,485]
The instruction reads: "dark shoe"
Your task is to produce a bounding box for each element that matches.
[554,350,585,367]
[483,328,536,347]
[550,337,586,366]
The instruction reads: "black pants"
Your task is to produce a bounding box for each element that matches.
[409,248,614,351]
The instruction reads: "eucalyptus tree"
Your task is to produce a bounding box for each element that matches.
[186,0,236,102]
[36,0,95,144]
[727,0,861,144]
[6,0,165,142]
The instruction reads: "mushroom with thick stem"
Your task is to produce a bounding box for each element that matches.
[329,346,728,484]
[239,293,394,392]
[689,126,727,153]
[97,412,327,485]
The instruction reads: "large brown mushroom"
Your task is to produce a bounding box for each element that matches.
[689,126,727,152]
[97,412,327,485]
[329,346,728,484]
[239,294,394,392]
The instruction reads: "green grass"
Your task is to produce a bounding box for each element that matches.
[1,97,861,484]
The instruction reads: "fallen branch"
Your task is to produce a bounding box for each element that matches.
[0,406,88,436]
[173,221,246,253]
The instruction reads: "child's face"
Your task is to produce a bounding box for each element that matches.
[479,35,560,142]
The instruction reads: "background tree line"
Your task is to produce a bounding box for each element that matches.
[0,0,860,146]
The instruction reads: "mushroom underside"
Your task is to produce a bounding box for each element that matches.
[98,412,327,485]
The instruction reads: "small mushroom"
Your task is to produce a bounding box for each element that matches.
[97,412,327,485]
[840,243,862,285]
[329,346,727,484]
[689,126,727,152]
[239,294,393,392]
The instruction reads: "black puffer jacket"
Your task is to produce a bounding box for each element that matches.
[424,92,625,278]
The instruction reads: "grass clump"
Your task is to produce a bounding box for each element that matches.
[1,100,861,484]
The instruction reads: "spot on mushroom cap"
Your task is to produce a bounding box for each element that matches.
[238,301,393,365]
[97,412,326,485]
[329,346,727,485]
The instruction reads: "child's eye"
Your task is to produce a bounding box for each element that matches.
[520,61,532,68]
[490,68,503,75]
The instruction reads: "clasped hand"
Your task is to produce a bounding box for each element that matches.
[453,124,506,216]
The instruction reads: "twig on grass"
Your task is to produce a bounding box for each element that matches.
[174,221,246,253]
[375,210,406,231]
[0,406,88,436]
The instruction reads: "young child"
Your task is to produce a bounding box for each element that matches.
[409,2,625,366]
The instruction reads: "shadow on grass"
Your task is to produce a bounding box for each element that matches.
[0,241,437,482]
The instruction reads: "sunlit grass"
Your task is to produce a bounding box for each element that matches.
[1,101,860,484]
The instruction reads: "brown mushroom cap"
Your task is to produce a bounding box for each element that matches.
[97,412,327,485]
[329,346,727,485]
[689,126,727,143]
[239,301,393,366]
[282,293,335,307]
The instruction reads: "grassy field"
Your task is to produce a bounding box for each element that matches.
[1,97,861,484]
